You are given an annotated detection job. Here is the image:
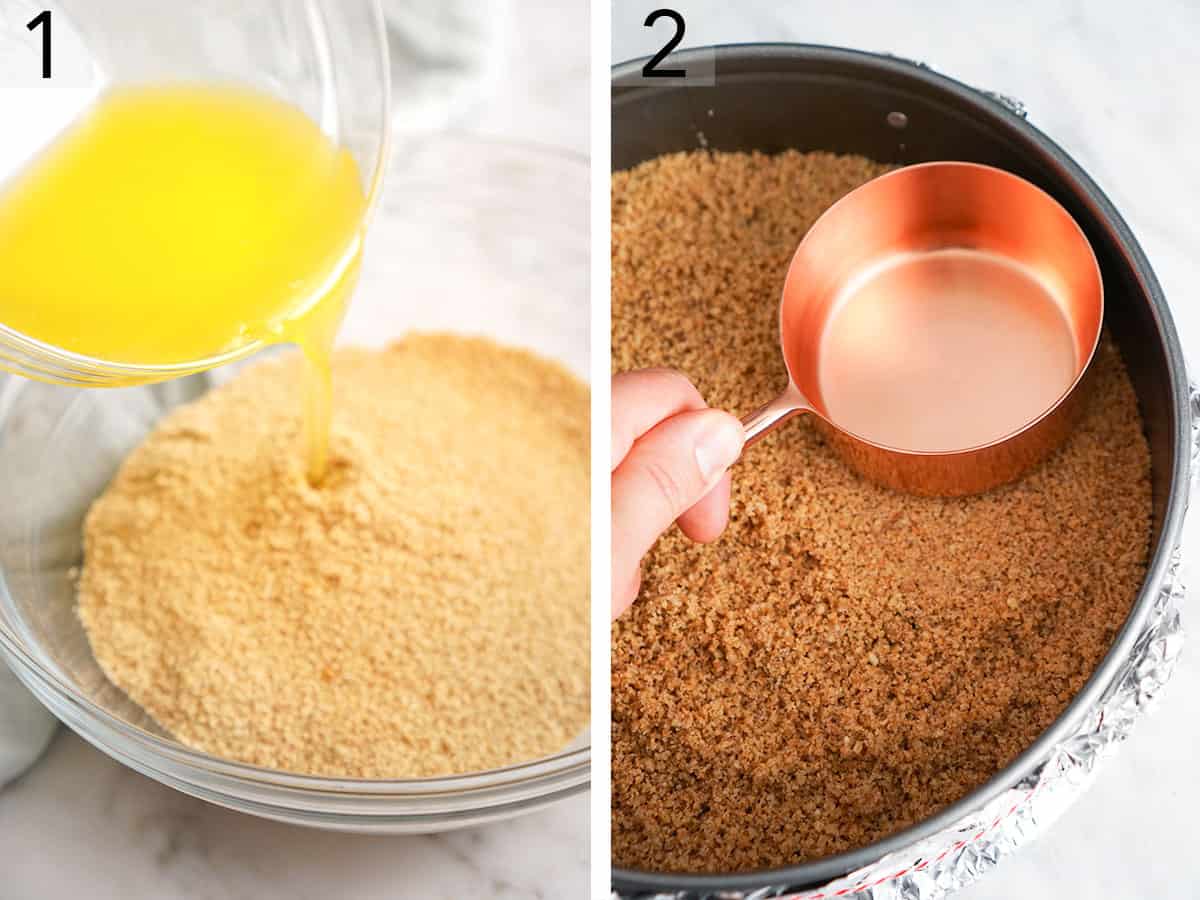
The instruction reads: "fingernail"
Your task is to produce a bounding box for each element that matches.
[694,415,745,483]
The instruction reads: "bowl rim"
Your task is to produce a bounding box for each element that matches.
[0,615,589,795]
[610,42,1190,894]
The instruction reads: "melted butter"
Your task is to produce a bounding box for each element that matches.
[0,83,367,481]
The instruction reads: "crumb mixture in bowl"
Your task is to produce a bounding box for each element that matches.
[78,333,590,779]
[611,150,1152,873]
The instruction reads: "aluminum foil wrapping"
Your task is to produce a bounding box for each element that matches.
[615,388,1196,900]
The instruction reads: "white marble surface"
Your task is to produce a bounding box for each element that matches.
[615,1,1200,897]
[0,1,590,898]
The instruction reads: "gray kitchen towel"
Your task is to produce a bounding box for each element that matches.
[0,667,55,787]
[0,368,58,787]
[381,0,505,137]
[0,371,217,787]
[0,364,216,787]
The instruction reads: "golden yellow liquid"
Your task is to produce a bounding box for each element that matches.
[0,83,367,481]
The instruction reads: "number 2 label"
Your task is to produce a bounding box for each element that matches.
[642,9,686,79]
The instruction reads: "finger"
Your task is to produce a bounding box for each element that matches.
[677,471,732,543]
[612,565,640,621]
[611,408,744,601]
[611,368,705,469]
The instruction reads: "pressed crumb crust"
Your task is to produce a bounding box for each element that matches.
[611,150,1152,873]
[79,334,590,778]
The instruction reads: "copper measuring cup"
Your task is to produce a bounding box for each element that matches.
[742,161,1103,496]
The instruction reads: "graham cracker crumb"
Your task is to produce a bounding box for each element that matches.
[79,333,590,778]
[611,150,1152,873]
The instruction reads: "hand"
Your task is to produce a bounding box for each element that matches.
[611,369,745,619]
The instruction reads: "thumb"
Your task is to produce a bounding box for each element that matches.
[611,408,744,605]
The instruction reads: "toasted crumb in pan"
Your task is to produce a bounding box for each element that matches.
[611,149,1152,873]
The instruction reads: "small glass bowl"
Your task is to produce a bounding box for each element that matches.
[0,134,590,831]
[0,0,392,385]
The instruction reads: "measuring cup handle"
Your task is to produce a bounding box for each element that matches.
[741,390,805,447]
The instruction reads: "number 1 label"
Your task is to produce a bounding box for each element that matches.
[27,10,51,79]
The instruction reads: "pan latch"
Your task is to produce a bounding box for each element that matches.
[979,89,1029,119]
[881,53,1029,120]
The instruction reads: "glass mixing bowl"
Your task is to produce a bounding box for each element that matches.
[0,0,391,385]
[0,134,590,831]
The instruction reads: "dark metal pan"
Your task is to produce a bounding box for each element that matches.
[611,43,1189,897]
